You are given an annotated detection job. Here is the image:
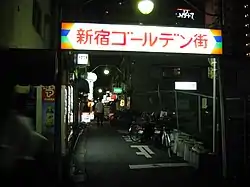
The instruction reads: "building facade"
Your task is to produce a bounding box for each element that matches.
[118,1,208,112]
[223,0,250,57]
[244,4,250,56]
[0,0,52,49]
[121,55,210,112]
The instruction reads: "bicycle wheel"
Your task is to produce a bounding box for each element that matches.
[129,125,141,142]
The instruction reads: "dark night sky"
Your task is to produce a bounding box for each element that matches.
[64,0,204,25]
[63,0,205,87]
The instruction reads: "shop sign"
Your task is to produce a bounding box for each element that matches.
[113,87,122,94]
[61,22,222,55]
[77,53,89,65]
[176,8,195,20]
[175,82,197,90]
[42,85,55,102]
[42,85,55,134]
[81,112,91,123]
[111,94,117,100]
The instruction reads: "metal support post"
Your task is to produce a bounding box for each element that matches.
[217,58,227,178]
[54,0,63,181]
[65,68,69,150]
[174,91,179,130]
[54,52,62,181]
[157,84,162,108]
[243,95,249,176]
[212,59,217,153]
[73,78,79,127]
[218,0,227,178]
[198,96,202,133]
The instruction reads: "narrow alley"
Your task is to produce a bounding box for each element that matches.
[75,123,197,187]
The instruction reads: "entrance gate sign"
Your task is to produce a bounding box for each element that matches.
[61,22,222,55]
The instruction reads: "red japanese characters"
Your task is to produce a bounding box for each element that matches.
[76,28,208,49]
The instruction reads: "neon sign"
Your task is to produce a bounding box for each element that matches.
[61,23,223,55]
[176,8,195,20]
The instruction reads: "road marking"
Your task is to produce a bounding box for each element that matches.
[142,145,155,155]
[117,130,128,134]
[129,163,190,169]
[130,145,155,158]
[122,135,133,142]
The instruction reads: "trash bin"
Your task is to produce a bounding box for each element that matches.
[183,139,196,162]
[176,133,189,158]
[191,142,207,169]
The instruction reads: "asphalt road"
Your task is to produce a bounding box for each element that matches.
[75,122,198,187]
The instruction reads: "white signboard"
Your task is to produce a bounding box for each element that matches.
[81,112,91,123]
[86,72,97,101]
[77,54,89,65]
[61,23,222,55]
[175,82,197,90]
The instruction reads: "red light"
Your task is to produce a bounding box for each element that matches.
[111,94,117,100]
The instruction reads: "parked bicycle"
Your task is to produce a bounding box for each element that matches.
[68,122,87,153]
[128,111,175,157]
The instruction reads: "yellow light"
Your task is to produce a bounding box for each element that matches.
[138,0,154,15]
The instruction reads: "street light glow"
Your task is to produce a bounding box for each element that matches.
[104,69,110,75]
[138,0,154,15]
[98,88,103,93]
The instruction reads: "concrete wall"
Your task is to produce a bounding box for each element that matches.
[0,0,51,49]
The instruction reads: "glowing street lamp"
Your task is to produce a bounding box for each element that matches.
[103,68,110,75]
[138,0,154,15]
[98,88,103,93]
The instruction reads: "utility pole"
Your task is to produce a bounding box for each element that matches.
[53,0,63,182]
[218,0,228,179]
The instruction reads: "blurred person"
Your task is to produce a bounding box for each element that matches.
[0,63,56,186]
[95,99,104,126]
[0,86,53,182]
[0,51,76,186]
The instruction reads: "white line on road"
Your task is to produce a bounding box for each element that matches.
[142,145,155,155]
[122,135,133,142]
[130,145,155,158]
[117,130,128,134]
[129,163,190,169]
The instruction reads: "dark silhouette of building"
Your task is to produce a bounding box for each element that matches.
[224,1,250,57]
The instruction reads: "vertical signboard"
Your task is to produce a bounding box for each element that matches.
[42,85,55,134]
[77,54,89,65]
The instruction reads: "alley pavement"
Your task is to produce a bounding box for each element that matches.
[75,122,198,187]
